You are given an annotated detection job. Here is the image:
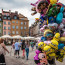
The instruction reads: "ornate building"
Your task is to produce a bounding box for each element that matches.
[1,9,29,36]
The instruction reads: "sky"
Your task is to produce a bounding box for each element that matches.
[0,0,65,26]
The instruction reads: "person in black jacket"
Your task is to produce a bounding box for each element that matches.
[21,40,26,58]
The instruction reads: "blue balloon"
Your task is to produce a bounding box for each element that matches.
[58,43,64,49]
[41,37,46,41]
[56,7,64,24]
[48,16,56,23]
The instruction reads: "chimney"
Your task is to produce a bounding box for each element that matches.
[9,10,11,14]
[15,11,18,14]
[2,9,3,13]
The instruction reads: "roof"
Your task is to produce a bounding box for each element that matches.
[10,12,19,19]
[3,11,10,13]
[19,14,29,20]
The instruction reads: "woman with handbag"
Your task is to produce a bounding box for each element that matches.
[0,38,9,65]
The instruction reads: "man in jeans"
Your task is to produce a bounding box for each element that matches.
[14,40,20,58]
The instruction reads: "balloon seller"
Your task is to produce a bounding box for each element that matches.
[31,0,65,65]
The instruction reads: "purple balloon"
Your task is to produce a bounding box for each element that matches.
[34,50,41,60]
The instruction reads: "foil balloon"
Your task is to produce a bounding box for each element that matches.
[50,0,58,5]
[56,7,64,24]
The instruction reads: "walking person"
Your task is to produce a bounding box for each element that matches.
[0,38,9,65]
[14,40,20,58]
[36,42,38,49]
[21,40,26,58]
[25,41,30,60]
[30,41,34,51]
[12,42,15,56]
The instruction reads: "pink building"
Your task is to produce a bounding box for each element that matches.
[2,9,11,35]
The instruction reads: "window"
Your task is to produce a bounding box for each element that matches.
[24,27,26,29]
[21,22,23,24]
[8,32,10,35]
[0,30,1,33]
[4,22,6,24]
[12,26,15,29]
[0,23,1,27]
[14,16,17,19]
[21,27,23,29]
[8,27,10,30]
[0,18,1,21]
[4,31,6,35]
[12,31,15,34]
[24,22,26,25]
[16,31,18,34]
[4,17,7,19]
[8,22,10,25]
[16,26,18,29]
[4,26,6,30]
[8,17,10,20]
[21,18,24,20]
[12,21,15,23]
[16,21,18,24]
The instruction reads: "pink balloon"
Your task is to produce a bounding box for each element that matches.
[62,32,65,37]
[44,41,51,45]
[40,28,43,32]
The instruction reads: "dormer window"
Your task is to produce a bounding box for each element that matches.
[4,17,7,19]
[14,16,17,19]
[8,17,10,20]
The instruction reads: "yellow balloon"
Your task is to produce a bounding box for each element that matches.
[60,37,65,42]
[44,29,52,37]
[50,0,57,5]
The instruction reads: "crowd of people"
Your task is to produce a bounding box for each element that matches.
[0,38,37,65]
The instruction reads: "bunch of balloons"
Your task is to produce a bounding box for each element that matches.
[31,0,65,65]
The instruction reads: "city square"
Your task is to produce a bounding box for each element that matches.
[0,0,65,65]
[5,46,65,65]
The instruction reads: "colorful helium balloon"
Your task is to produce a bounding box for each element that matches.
[50,0,58,5]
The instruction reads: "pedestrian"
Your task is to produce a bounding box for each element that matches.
[14,40,20,58]
[12,42,15,56]
[36,42,38,49]
[30,41,34,51]
[21,40,26,58]
[0,38,9,65]
[25,41,30,60]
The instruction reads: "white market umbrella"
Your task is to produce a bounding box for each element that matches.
[1,35,12,38]
[35,37,40,40]
[24,36,35,40]
[12,35,24,39]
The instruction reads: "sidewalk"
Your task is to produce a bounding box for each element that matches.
[5,46,65,65]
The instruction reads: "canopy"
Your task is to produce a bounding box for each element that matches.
[12,35,24,39]
[1,35,12,38]
[24,36,35,40]
[35,37,40,40]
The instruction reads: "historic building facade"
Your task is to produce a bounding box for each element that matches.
[1,9,29,36]
[0,13,3,36]
[2,9,11,35]
[30,21,43,37]
[19,14,29,36]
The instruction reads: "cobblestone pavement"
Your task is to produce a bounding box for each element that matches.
[5,46,65,65]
